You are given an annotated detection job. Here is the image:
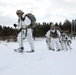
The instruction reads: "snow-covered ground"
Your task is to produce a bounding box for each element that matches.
[0,38,76,75]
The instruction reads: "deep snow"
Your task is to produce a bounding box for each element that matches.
[0,38,76,75]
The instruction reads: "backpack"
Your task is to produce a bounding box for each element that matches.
[25,13,36,28]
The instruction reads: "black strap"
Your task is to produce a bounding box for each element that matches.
[25,28,27,37]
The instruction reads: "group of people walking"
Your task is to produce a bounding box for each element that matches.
[14,9,72,53]
[45,23,72,51]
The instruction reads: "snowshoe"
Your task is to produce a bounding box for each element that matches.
[26,50,34,53]
[14,47,24,53]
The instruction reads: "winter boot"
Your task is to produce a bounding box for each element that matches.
[57,49,60,51]
[19,47,24,53]
[14,47,24,53]
[49,47,52,50]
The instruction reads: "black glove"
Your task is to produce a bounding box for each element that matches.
[13,24,17,28]
[17,28,23,34]
[59,40,61,43]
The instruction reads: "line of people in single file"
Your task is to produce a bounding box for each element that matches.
[45,23,72,51]
[15,9,72,53]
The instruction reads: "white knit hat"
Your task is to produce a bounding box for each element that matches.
[51,23,55,27]
[16,10,24,14]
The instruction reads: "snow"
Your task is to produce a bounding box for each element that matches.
[0,38,76,75]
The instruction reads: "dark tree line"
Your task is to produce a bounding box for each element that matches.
[0,19,76,40]
[0,26,15,37]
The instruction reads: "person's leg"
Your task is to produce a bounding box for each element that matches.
[60,41,64,50]
[27,29,34,52]
[50,38,55,51]
[55,38,61,51]
[64,41,68,51]
[46,37,51,49]
[15,30,24,52]
[67,41,72,50]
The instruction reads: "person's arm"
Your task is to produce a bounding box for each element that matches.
[57,30,61,37]
[45,30,50,38]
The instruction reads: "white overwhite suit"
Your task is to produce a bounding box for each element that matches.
[50,29,61,51]
[46,29,61,51]
[60,33,72,51]
[17,15,34,51]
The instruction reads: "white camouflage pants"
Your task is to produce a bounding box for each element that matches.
[50,38,61,50]
[61,40,71,50]
[46,37,51,48]
[17,28,34,50]
[61,40,68,50]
